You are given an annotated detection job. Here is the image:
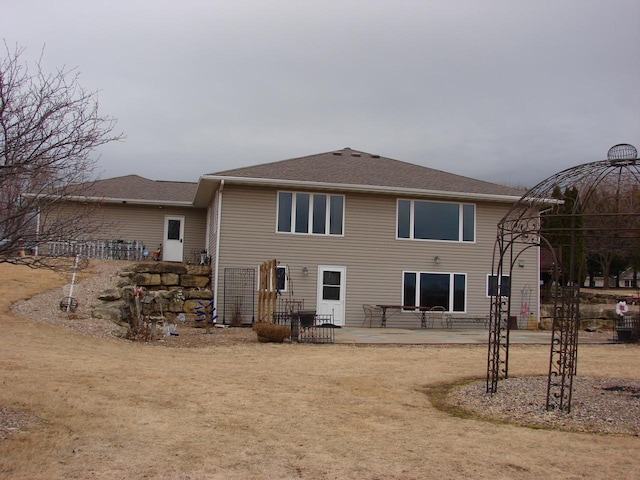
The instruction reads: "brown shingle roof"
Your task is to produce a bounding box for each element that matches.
[81,175,196,204]
[210,148,523,197]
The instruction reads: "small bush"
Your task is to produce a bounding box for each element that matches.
[126,318,153,342]
[252,322,291,343]
[231,308,243,327]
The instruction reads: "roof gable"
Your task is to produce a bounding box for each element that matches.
[210,148,523,197]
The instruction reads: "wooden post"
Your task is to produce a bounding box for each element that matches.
[258,259,278,323]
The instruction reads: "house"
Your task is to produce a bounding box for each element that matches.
[41,175,206,263]
[586,267,639,289]
[192,148,538,328]
[621,268,639,289]
[45,148,538,328]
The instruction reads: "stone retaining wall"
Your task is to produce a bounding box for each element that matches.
[539,290,636,330]
[92,262,213,325]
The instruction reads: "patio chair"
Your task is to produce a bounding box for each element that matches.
[427,306,446,328]
[362,304,382,327]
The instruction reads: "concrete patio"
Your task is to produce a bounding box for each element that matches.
[333,327,616,345]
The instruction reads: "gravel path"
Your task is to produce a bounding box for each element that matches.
[11,259,131,339]
[447,375,640,436]
[10,259,256,346]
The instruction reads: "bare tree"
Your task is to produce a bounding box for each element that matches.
[582,180,640,288]
[0,43,123,265]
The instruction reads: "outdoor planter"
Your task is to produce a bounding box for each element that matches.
[252,322,291,343]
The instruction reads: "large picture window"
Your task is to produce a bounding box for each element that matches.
[397,199,475,242]
[278,192,344,236]
[402,271,466,312]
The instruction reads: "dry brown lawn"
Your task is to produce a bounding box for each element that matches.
[1,263,639,479]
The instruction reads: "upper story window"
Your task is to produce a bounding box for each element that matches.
[277,192,344,236]
[397,199,475,242]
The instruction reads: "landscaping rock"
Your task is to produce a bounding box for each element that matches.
[185,265,212,276]
[132,273,162,286]
[580,292,618,305]
[183,299,204,314]
[92,300,127,325]
[161,273,180,286]
[180,274,210,288]
[132,262,188,275]
[97,288,122,302]
[184,289,213,300]
[168,297,185,313]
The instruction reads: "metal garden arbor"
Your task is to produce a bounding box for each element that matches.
[486,144,640,412]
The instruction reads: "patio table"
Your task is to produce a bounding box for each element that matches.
[376,305,433,328]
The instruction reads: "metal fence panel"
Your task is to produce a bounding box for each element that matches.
[272,311,335,344]
[46,239,145,260]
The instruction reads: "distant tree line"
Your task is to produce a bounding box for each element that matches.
[541,182,640,289]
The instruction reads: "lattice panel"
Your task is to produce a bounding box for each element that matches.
[223,268,255,325]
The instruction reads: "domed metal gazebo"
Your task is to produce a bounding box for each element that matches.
[486,144,640,412]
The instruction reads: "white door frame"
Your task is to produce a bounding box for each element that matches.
[316,265,346,326]
[163,215,185,262]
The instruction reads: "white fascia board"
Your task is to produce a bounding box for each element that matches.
[198,175,524,203]
[32,193,195,207]
[193,177,221,207]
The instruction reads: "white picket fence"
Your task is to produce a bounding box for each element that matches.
[46,239,146,261]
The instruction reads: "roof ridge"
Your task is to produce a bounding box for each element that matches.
[77,174,198,203]
[153,179,197,185]
[95,174,146,181]
[212,147,386,175]
[93,174,196,185]
[205,148,524,198]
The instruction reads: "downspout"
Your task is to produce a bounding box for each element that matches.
[204,204,211,254]
[34,205,41,256]
[213,180,224,316]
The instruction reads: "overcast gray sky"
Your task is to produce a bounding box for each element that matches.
[3,0,639,187]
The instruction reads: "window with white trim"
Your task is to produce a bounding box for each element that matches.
[402,271,466,312]
[487,274,510,297]
[397,199,475,242]
[277,192,344,235]
[257,265,288,293]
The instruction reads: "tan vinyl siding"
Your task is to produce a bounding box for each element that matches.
[215,185,538,327]
[44,202,206,262]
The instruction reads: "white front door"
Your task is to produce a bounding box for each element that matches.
[163,215,184,262]
[316,266,346,326]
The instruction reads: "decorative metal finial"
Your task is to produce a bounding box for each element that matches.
[607,144,637,164]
